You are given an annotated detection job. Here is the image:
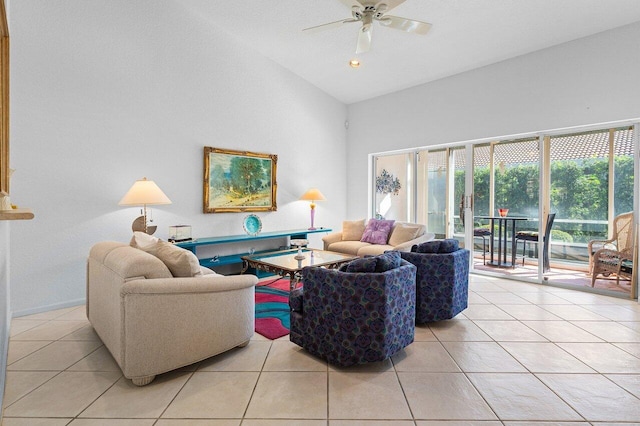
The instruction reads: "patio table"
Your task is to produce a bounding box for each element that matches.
[477,216,528,268]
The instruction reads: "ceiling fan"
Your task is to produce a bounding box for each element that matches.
[303,0,432,54]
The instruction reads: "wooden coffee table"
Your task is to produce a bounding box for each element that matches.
[241,249,358,291]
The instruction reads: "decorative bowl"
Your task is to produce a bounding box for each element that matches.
[498,208,509,217]
[243,214,262,236]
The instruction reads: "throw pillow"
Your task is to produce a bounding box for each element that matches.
[388,223,422,247]
[131,231,160,255]
[360,219,395,245]
[345,257,378,273]
[412,240,441,253]
[439,239,460,253]
[375,251,402,272]
[155,240,202,277]
[342,219,366,241]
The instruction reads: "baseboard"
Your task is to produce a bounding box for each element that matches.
[11,298,86,318]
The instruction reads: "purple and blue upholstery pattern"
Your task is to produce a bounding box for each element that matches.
[289,259,416,367]
[400,241,469,323]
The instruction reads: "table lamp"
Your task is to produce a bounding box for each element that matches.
[300,188,326,230]
[119,177,172,235]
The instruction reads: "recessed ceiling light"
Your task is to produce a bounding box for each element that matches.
[349,59,361,68]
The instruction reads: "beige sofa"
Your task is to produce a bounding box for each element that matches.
[86,241,258,386]
[323,220,435,256]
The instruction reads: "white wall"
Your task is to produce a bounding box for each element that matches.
[8,0,347,315]
[346,22,640,219]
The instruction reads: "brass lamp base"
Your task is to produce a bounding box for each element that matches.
[132,216,157,235]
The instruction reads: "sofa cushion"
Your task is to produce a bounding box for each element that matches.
[375,251,402,272]
[98,243,173,280]
[345,257,378,273]
[439,239,460,253]
[360,219,395,245]
[342,219,366,241]
[356,244,394,257]
[327,240,370,256]
[412,240,441,253]
[155,241,203,277]
[130,231,160,256]
[412,239,460,254]
[388,223,423,247]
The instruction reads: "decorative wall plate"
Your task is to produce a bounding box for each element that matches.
[243,214,262,236]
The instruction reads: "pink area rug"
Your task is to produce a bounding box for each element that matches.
[255,278,292,340]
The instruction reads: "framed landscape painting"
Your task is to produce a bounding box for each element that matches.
[204,147,278,213]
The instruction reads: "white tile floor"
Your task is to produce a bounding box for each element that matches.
[3,274,640,425]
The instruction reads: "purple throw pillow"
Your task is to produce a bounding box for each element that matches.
[360,219,395,245]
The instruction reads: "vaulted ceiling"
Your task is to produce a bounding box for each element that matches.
[181,0,640,104]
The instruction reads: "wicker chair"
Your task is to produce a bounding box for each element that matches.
[589,211,635,287]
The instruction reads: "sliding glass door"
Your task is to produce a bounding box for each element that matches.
[371,122,637,298]
[416,149,447,238]
[544,127,635,294]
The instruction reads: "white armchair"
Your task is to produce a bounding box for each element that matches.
[87,241,257,386]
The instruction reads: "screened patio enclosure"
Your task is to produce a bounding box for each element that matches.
[371,122,638,298]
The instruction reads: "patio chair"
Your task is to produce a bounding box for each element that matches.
[588,211,634,274]
[589,212,635,287]
[515,213,555,272]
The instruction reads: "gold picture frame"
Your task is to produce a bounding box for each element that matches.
[203,147,277,213]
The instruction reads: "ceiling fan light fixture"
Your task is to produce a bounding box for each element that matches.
[303,0,432,54]
[349,59,361,68]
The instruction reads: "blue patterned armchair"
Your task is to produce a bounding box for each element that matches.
[289,252,416,367]
[400,239,469,323]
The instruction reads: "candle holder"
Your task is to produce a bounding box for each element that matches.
[290,239,309,260]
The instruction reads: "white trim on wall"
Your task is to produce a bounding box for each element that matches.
[11,298,85,319]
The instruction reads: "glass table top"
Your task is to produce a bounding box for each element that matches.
[242,249,357,271]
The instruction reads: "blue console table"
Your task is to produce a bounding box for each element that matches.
[175,228,331,271]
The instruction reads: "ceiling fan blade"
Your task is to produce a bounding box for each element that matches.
[378,15,431,35]
[375,0,406,13]
[303,18,358,33]
[355,23,372,54]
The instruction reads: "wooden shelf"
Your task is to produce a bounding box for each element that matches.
[0,208,34,220]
